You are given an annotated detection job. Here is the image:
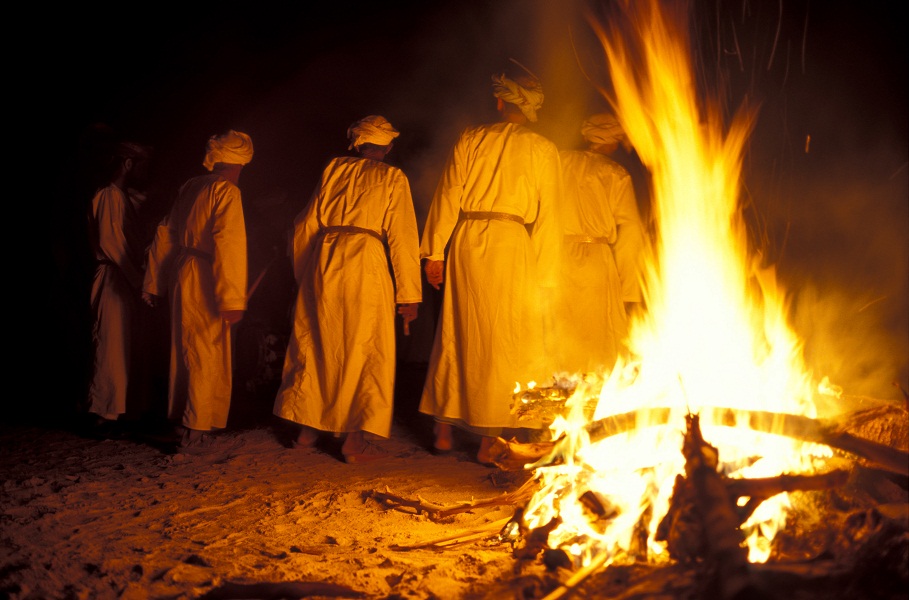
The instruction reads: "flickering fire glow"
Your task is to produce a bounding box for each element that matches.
[521,1,839,567]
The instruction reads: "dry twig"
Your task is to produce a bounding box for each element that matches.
[371,479,539,520]
[388,518,513,551]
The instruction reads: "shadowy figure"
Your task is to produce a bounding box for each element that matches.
[142,130,254,454]
[550,112,647,375]
[84,141,154,439]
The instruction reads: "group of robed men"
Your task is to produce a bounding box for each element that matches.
[86,63,646,464]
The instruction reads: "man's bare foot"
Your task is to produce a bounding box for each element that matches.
[433,422,453,452]
[342,431,389,464]
[292,425,319,449]
[476,436,496,466]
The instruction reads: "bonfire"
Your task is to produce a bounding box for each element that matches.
[380,2,908,598]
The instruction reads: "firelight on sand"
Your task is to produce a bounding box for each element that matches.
[522,1,839,567]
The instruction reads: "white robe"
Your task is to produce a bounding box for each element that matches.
[273,156,422,438]
[418,122,563,433]
[554,150,646,374]
[143,174,248,431]
[87,183,144,419]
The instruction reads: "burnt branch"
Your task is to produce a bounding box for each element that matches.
[492,406,908,476]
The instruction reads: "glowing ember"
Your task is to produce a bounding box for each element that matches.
[522,1,840,567]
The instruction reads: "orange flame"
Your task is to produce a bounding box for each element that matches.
[522,0,838,567]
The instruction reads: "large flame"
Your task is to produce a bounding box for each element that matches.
[522,0,838,567]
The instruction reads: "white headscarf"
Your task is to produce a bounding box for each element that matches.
[203,130,254,171]
[492,73,544,122]
[347,115,400,150]
[580,113,626,146]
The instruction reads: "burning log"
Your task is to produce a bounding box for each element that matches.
[726,470,849,522]
[655,412,764,599]
[488,438,561,471]
[490,406,909,476]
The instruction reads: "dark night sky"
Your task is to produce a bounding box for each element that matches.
[35,1,907,406]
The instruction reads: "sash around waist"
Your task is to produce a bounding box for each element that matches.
[564,234,612,244]
[458,210,525,225]
[319,225,384,243]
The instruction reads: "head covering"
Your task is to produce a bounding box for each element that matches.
[115,142,152,161]
[581,113,626,146]
[203,130,254,171]
[492,60,544,122]
[347,115,400,150]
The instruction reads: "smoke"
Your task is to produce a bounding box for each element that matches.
[773,146,908,402]
[725,1,909,401]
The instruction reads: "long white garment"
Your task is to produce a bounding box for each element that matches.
[87,184,144,418]
[273,156,422,437]
[555,149,646,374]
[143,174,248,431]
[419,122,563,432]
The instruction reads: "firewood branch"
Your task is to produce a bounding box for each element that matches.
[388,518,513,551]
[489,407,908,476]
[371,480,539,520]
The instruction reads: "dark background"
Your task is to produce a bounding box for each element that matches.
[28,0,907,422]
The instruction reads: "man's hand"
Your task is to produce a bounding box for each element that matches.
[141,291,159,308]
[397,303,419,336]
[221,310,245,325]
[424,260,444,290]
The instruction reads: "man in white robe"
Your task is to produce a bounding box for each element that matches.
[554,112,647,374]
[142,130,253,452]
[86,142,151,437]
[273,115,422,463]
[419,64,563,464]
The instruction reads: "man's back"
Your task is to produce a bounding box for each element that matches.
[447,122,559,211]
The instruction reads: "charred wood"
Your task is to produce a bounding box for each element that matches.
[662,413,766,599]
[726,470,850,522]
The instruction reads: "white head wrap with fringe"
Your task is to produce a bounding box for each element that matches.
[347,115,400,150]
[492,72,544,122]
[580,113,626,146]
[203,130,254,171]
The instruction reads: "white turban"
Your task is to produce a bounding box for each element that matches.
[492,73,544,122]
[203,130,254,171]
[581,113,626,146]
[347,115,400,150]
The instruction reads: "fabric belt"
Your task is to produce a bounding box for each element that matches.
[564,234,611,244]
[181,247,214,262]
[320,225,384,243]
[458,210,525,225]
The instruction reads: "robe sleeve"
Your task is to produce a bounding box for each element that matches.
[610,173,646,303]
[143,213,176,298]
[211,182,248,312]
[383,170,422,304]
[292,186,321,286]
[420,133,467,261]
[529,141,564,289]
